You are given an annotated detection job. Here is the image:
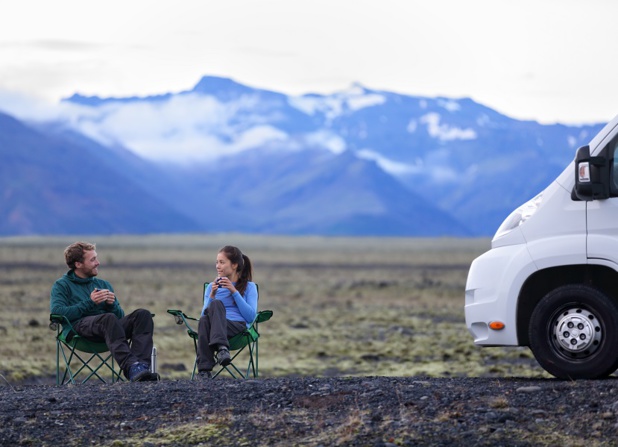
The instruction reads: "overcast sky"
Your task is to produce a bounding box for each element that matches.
[0,0,616,125]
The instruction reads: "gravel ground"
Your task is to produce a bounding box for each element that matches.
[1,376,618,446]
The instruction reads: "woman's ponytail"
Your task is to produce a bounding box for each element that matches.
[237,253,253,295]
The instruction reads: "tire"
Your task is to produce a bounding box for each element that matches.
[529,284,618,379]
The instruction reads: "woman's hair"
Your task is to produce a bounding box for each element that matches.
[64,241,96,270]
[220,245,252,295]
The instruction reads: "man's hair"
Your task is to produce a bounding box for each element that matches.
[64,241,96,270]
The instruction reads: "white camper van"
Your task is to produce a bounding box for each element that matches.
[465,114,618,379]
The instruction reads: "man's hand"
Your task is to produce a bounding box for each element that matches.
[91,288,115,305]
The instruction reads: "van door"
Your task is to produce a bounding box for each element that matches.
[587,139,618,264]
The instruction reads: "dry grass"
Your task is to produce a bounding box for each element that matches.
[0,234,551,383]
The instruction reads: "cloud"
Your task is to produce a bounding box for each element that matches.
[0,39,104,51]
[0,89,289,162]
[0,89,61,120]
[303,131,346,154]
[0,88,351,163]
[357,149,420,175]
[357,148,460,184]
[51,94,293,162]
[288,85,386,122]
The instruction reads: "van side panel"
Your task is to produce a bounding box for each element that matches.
[587,199,618,268]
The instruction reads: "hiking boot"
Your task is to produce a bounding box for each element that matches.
[128,362,152,382]
[197,370,212,380]
[217,347,231,366]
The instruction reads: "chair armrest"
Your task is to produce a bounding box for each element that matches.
[167,309,198,321]
[255,310,273,324]
[167,309,198,333]
[50,314,69,323]
[49,314,72,331]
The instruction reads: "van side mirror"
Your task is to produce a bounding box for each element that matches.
[573,145,609,201]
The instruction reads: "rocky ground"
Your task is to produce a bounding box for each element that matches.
[1,376,618,446]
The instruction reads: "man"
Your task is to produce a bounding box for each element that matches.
[50,241,158,382]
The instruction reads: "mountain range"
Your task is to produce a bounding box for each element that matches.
[0,76,607,237]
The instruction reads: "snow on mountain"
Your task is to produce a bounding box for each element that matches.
[58,77,497,166]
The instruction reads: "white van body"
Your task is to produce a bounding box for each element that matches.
[465,114,618,379]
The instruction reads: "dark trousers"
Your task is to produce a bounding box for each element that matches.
[197,299,245,371]
[73,309,154,377]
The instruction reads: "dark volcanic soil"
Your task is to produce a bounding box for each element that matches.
[1,376,617,446]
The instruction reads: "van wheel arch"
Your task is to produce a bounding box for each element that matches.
[518,265,618,346]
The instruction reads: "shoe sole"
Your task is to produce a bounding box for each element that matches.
[131,370,153,382]
[145,372,160,381]
[219,357,231,367]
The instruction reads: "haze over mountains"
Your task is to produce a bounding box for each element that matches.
[0,76,606,237]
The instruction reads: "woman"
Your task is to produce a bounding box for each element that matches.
[196,245,258,379]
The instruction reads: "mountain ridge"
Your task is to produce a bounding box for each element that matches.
[0,76,608,236]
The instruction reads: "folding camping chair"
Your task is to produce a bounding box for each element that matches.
[49,314,124,385]
[167,283,273,379]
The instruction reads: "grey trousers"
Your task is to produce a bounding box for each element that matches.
[73,308,154,376]
[197,299,246,371]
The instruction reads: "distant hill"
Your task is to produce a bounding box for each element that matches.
[0,109,467,236]
[190,148,470,236]
[0,76,608,236]
[0,112,200,235]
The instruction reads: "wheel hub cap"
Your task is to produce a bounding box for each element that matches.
[554,308,601,355]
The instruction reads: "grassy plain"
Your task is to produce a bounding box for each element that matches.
[0,234,550,383]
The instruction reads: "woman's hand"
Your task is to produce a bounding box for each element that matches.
[216,276,237,294]
[210,278,219,298]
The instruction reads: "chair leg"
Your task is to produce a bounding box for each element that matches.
[246,341,257,379]
[111,357,122,383]
[56,340,62,385]
[66,351,107,384]
[60,343,78,385]
[57,341,123,384]
[254,323,259,378]
[218,358,243,379]
[81,353,114,383]
[191,357,198,380]
[191,337,198,380]
[253,341,258,378]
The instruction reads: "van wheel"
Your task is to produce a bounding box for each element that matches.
[529,284,618,379]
